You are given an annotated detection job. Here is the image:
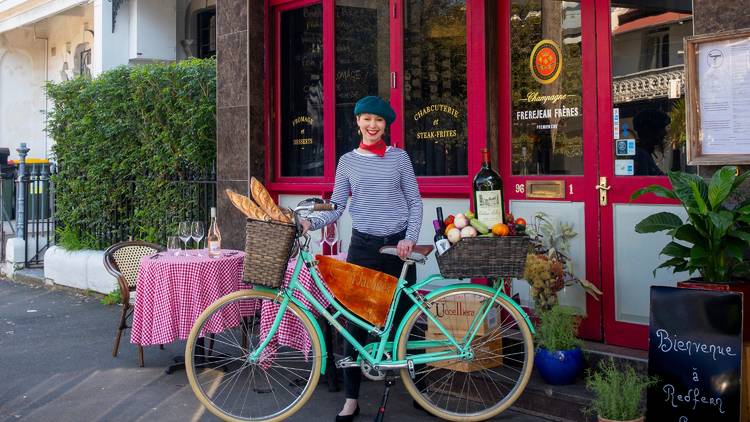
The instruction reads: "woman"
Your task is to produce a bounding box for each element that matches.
[301,96,423,421]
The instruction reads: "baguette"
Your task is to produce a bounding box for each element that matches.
[250,177,292,223]
[225,189,270,220]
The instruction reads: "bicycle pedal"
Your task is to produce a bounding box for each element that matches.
[336,356,357,369]
[407,359,415,380]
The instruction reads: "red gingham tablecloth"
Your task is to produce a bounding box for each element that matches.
[131,250,333,357]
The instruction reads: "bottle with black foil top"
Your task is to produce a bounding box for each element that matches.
[473,148,504,227]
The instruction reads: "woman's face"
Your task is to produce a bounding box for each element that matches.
[357,113,387,144]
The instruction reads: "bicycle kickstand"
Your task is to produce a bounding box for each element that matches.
[373,376,397,422]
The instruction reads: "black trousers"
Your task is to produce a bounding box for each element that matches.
[344,228,417,399]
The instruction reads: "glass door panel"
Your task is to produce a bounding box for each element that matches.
[335,0,390,162]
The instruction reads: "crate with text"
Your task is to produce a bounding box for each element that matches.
[426,294,499,337]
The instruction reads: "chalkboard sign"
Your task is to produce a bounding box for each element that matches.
[647,286,742,421]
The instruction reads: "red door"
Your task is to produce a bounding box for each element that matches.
[499,0,602,341]
[596,0,694,349]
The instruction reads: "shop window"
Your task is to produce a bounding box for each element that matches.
[403,0,468,177]
[197,9,216,59]
[335,1,390,163]
[510,1,583,175]
[610,2,694,176]
[280,5,324,177]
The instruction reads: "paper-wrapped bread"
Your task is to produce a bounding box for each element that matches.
[225,189,270,220]
[250,177,292,223]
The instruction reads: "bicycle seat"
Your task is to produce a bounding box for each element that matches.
[379,245,434,264]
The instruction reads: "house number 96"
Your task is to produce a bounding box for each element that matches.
[515,184,525,194]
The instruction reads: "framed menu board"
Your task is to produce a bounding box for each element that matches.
[686,29,750,165]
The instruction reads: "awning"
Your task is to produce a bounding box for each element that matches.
[0,0,89,34]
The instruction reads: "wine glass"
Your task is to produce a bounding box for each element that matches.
[167,236,181,256]
[191,221,205,256]
[178,221,191,256]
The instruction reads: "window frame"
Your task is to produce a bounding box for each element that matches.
[266,0,486,198]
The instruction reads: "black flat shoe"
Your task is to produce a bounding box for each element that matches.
[335,405,360,422]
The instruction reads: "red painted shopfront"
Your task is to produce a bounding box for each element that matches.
[263,0,693,350]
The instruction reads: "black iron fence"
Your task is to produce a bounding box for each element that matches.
[55,166,217,251]
[0,160,216,268]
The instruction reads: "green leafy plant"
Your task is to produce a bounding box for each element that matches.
[47,58,216,250]
[100,288,122,306]
[585,358,657,421]
[536,305,582,351]
[631,166,750,283]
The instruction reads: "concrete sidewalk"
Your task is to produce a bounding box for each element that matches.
[0,279,550,422]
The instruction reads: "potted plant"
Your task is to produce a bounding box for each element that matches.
[585,358,657,422]
[631,166,750,333]
[524,212,602,312]
[534,305,584,385]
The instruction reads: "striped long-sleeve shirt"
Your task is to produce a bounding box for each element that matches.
[310,146,423,242]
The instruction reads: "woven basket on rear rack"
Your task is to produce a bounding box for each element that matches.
[243,218,297,288]
[436,235,530,279]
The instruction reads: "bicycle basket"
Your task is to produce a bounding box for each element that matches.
[436,235,530,279]
[243,218,297,287]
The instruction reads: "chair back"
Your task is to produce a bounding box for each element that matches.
[104,241,165,290]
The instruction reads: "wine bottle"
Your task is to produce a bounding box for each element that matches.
[436,207,446,231]
[207,207,222,258]
[433,219,451,255]
[473,148,504,227]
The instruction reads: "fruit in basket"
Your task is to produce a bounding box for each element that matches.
[465,210,476,220]
[444,215,455,226]
[492,223,510,237]
[505,212,515,224]
[460,226,478,238]
[515,217,527,226]
[469,218,489,234]
[446,227,462,243]
[454,214,469,229]
[445,223,456,233]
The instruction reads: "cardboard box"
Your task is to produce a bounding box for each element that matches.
[425,330,503,373]
[426,294,499,337]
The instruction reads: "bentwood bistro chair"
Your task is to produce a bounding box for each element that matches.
[103,240,165,367]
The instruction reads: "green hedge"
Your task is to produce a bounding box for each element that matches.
[47,58,216,250]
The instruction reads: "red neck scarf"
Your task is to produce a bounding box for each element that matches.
[359,139,387,157]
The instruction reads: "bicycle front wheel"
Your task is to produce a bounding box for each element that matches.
[396,287,534,421]
[185,289,322,422]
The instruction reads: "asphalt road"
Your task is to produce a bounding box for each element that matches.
[0,280,548,422]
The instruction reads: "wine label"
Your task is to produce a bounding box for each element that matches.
[476,190,504,227]
[436,239,451,255]
[208,241,221,253]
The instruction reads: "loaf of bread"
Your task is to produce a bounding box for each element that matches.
[225,189,270,220]
[250,177,292,223]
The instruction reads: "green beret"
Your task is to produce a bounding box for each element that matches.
[354,96,396,124]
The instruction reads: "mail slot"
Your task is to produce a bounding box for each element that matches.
[525,180,565,199]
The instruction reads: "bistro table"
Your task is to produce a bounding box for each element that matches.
[130,249,333,373]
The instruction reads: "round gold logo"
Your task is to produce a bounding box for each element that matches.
[529,39,562,85]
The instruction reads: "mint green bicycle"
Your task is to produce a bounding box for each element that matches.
[185,202,535,422]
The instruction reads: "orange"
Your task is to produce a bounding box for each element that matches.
[492,223,510,237]
[445,223,456,233]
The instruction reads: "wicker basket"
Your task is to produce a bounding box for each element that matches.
[436,235,530,279]
[243,218,297,287]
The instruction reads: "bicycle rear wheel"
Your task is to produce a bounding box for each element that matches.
[396,287,534,421]
[185,289,322,422]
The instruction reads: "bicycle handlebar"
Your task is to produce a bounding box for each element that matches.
[294,202,337,213]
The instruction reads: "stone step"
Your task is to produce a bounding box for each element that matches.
[511,341,648,422]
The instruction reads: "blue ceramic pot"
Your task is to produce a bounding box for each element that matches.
[534,347,584,385]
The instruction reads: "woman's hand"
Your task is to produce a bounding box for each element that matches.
[397,239,415,260]
[299,218,312,235]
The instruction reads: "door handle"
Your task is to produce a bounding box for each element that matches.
[595,177,610,206]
